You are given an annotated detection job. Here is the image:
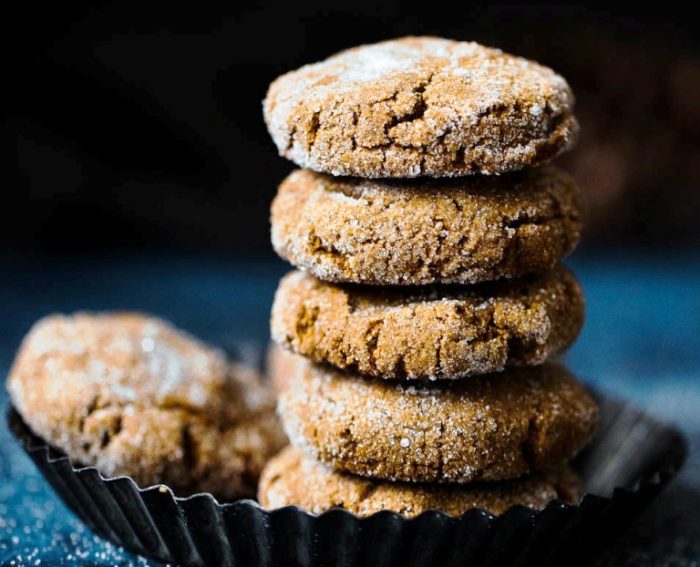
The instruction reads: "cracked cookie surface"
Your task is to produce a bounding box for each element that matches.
[264,36,577,178]
[7,312,287,500]
[271,167,581,285]
[271,267,583,380]
[259,447,581,517]
[278,356,598,483]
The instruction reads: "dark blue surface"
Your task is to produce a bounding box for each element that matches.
[1,251,698,565]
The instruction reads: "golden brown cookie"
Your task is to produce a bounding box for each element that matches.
[259,447,581,517]
[7,312,287,500]
[271,167,581,286]
[278,357,598,483]
[264,36,577,178]
[271,267,583,380]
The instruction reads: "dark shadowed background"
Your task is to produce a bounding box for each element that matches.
[5,3,700,565]
[10,3,700,257]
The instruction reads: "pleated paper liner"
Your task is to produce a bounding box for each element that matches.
[8,392,686,567]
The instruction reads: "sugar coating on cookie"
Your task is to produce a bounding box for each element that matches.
[7,313,287,500]
[271,167,581,285]
[264,36,577,178]
[259,447,581,517]
[278,357,598,483]
[271,266,584,380]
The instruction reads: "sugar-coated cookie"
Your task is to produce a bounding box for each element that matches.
[271,167,581,286]
[271,267,584,379]
[259,447,581,517]
[278,357,598,483]
[266,342,298,392]
[264,37,577,178]
[7,313,287,500]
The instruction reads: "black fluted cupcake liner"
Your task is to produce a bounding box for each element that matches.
[8,392,686,567]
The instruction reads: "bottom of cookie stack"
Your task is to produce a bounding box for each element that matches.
[261,348,598,518]
[9,372,686,567]
[260,446,580,518]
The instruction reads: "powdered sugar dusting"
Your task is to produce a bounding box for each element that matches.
[263,36,577,177]
[13,313,232,412]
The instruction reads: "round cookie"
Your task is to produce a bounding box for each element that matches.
[271,167,581,286]
[259,447,581,517]
[264,36,578,178]
[278,357,598,483]
[7,312,287,500]
[271,266,584,380]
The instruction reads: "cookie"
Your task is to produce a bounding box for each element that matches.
[278,357,598,483]
[271,266,583,380]
[264,36,577,178]
[7,312,287,500]
[259,447,581,517]
[270,167,581,286]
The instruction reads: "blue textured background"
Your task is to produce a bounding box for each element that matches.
[1,251,698,565]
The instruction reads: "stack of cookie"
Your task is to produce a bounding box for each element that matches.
[259,37,598,517]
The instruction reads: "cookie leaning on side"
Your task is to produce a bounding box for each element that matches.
[7,312,286,501]
[261,36,598,517]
